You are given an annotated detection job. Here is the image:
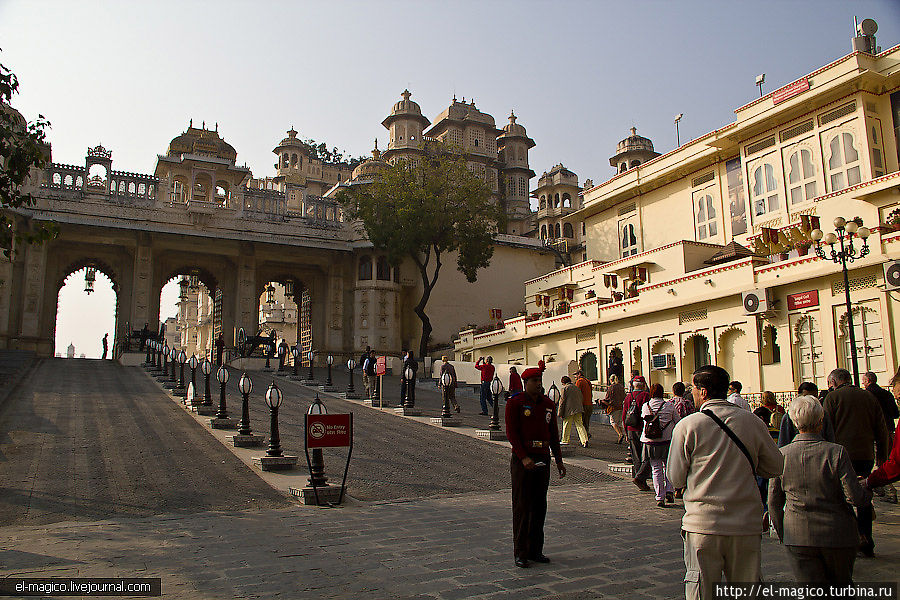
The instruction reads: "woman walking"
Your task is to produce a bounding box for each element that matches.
[559,376,589,447]
[642,383,681,507]
[602,374,626,443]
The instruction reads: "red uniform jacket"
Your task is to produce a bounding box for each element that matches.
[868,426,900,488]
[475,361,495,382]
[505,391,562,462]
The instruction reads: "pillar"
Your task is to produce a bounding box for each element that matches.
[130,237,154,334]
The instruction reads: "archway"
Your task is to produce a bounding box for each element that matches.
[578,351,598,381]
[650,338,677,391]
[682,334,711,376]
[257,281,300,360]
[606,346,624,384]
[158,267,220,361]
[55,265,117,359]
[716,327,749,385]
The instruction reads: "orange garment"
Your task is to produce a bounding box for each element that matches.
[575,376,592,406]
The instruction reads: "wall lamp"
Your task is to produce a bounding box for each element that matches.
[704,279,714,286]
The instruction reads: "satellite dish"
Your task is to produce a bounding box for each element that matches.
[860,18,877,36]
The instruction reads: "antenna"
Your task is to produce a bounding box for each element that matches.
[755,73,766,97]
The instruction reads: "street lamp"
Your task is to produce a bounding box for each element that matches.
[489,375,504,431]
[178,277,189,301]
[404,365,415,408]
[145,337,152,365]
[169,346,177,381]
[811,217,870,386]
[441,371,453,418]
[674,113,683,147]
[756,73,766,97]
[238,373,254,436]
[291,346,300,377]
[200,358,212,406]
[548,382,561,405]
[346,358,356,395]
[326,355,334,387]
[216,365,230,419]
[264,382,284,457]
[84,266,96,295]
[189,354,199,398]
[277,342,287,373]
[307,350,315,381]
[307,394,328,487]
[178,349,188,391]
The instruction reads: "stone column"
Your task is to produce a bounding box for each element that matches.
[233,250,257,345]
[17,242,50,354]
[130,239,153,335]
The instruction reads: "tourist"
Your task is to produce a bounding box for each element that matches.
[475,356,496,416]
[628,368,641,392]
[753,391,785,433]
[601,374,625,444]
[668,365,783,600]
[506,364,566,568]
[439,356,459,412]
[865,368,900,491]
[863,371,898,503]
[641,383,680,507]
[101,333,108,360]
[671,382,694,419]
[768,395,871,584]
[623,376,651,490]
[574,370,593,438]
[363,350,377,399]
[778,382,836,446]
[559,376,588,447]
[726,380,750,410]
[508,366,523,395]
[215,334,224,366]
[823,368,889,557]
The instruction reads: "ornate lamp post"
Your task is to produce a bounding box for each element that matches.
[178,349,188,391]
[216,365,230,419]
[238,373,254,436]
[277,342,287,373]
[189,354,199,397]
[326,355,334,387]
[346,358,356,395]
[200,358,212,406]
[264,382,284,457]
[307,395,328,487]
[307,350,315,381]
[404,366,416,408]
[145,337,152,365]
[84,266,96,294]
[149,340,156,368]
[548,382,561,405]
[291,346,300,378]
[489,375,504,431]
[811,217,871,386]
[168,346,177,381]
[441,371,453,418]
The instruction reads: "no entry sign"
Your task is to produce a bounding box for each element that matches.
[376,356,386,376]
[306,414,352,448]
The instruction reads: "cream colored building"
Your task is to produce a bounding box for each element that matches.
[533,163,586,264]
[456,36,900,399]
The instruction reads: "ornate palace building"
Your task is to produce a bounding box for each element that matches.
[456,27,900,399]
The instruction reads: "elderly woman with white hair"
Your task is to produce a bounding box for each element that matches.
[768,395,872,584]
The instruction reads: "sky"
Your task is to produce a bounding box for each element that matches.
[2,0,898,357]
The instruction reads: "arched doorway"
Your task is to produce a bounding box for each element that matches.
[791,313,825,389]
[579,351,598,381]
[606,346,624,384]
[54,265,118,359]
[835,302,886,378]
[682,334,711,377]
[650,338,677,391]
[158,268,220,361]
[717,327,749,384]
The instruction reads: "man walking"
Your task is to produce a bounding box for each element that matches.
[506,365,565,568]
[475,356,496,416]
[574,370,593,438]
[727,381,751,410]
[863,371,899,503]
[824,368,889,556]
[668,365,783,600]
[439,356,460,412]
[101,333,108,360]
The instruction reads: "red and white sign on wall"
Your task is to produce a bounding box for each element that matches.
[773,77,810,105]
[375,356,387,376]
[787,290,819,310]
[306,413,352,448]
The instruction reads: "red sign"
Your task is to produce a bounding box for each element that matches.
[376,356,386,376]
[787,290,819,310]
[307,414,352,448]
[773,77,810,105]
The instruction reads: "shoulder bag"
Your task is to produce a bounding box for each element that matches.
[701,409,756,476]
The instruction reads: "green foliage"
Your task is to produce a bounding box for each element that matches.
[338,142,500,355]
[301,137,367,168]
[0,57,57,258]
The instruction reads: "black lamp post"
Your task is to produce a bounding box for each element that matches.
[189,354,199,397]
[265,382,284,457]
[216,365,230,418]
[238,373,253,436]
[178,349,188,390]
[811,217,871,386]
[264,346,271,370]
[145,338,152,364]
[169,346,177,381]
[548,382,561,405]
[326,355,334,387]
[307,394,328,487]
[346,358,356,395]
[489,375,503,431]
[291,346,300,377]
[156,341,163,370]
[200,358,212,406]
[404,365,416,408]
[441,371,453,418]
[307,350,315,381]
[149,340,156,368]
[277,342,287,372]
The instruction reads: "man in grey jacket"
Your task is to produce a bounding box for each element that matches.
[668,365,784,600]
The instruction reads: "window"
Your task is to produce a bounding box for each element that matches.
[581,222,585,236]
[751,163,779,216]
[358,256,372,280]
[376,256,390,281]
[541,225,547,238]
[563,223,574,238]
[695,194,718,240]
[826,131,861,191]
[562,193,571,207]
[519,177,527,197]
[621,223,638,257]
[554,223,561,238]
[540,196,546,209]
[787,148,817,204]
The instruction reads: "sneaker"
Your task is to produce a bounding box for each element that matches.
[657,500,667,508]
[666,492,675,504]
[632,478,652,492]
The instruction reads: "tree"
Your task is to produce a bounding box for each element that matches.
[338,143,500,357]
[0,58,56,258]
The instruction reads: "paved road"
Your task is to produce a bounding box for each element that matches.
[0,358,288,526]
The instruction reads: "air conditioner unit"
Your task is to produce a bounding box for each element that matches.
[884,260,900,291]
[742,288,771,315]
[651,353,676,370]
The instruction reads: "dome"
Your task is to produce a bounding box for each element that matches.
[615,127,655,154]
[382,89,430,128]
[351,141,389,181]
[276,127,307,149]
[166,122,237,162]
[501,111,527,137]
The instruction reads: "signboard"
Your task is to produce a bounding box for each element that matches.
[306,413,352,448]
[787,290,819,310]
[773,77,810,105]
[376,356,386,376]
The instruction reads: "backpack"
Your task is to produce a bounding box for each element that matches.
[643,403,664,439]
[623,393,642,429]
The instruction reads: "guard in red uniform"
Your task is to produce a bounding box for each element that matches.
[506,363,566,568]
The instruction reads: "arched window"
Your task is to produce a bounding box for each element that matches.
[695,194,717,240]
[52,173,61,185]
[630,160,641,168]
[787,148,817,204]
[64,174,73,187]
[554,193,560,208]
[291,153,298,167]
[619,163,627,173]
[540,196,546,209]
[826,132,861,192]
[563,223,574,238]
[376,256,390,281]
[562,193,571,207]
[75,176,83,188]
[621,223,638,257]
[541,225,547,238]
[282,152,289,167]
[358,256,372,280]
[751,163,779,216]
[554,223,561,238]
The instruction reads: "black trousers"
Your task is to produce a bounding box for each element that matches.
[627,430,650,481]
[851,459,874,545]
[786,545,856,585]
[511,454,550,560]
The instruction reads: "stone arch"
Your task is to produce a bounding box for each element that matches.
[53,259,122,358]
[650,338,676,390]
[579,351,598,381]
[682,333,711,375]
[160,266,218,294]
[56,258,120,294]
[716,327,748,382]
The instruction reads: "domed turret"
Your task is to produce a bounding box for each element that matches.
[609,127,660,173]
[166,122,237,163]
[273,127,312,171]
[382,90,430,156]
[351,139,389,181]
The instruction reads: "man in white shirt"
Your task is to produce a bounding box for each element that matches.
[727,380,751,411]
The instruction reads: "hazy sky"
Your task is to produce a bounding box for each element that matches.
[2,0,897,357]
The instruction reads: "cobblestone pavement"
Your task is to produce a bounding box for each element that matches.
[0,359,288,526]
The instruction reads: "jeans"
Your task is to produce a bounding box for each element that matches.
[649,456,673,501]
[851,459,875,547]
[479,381,493,413]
